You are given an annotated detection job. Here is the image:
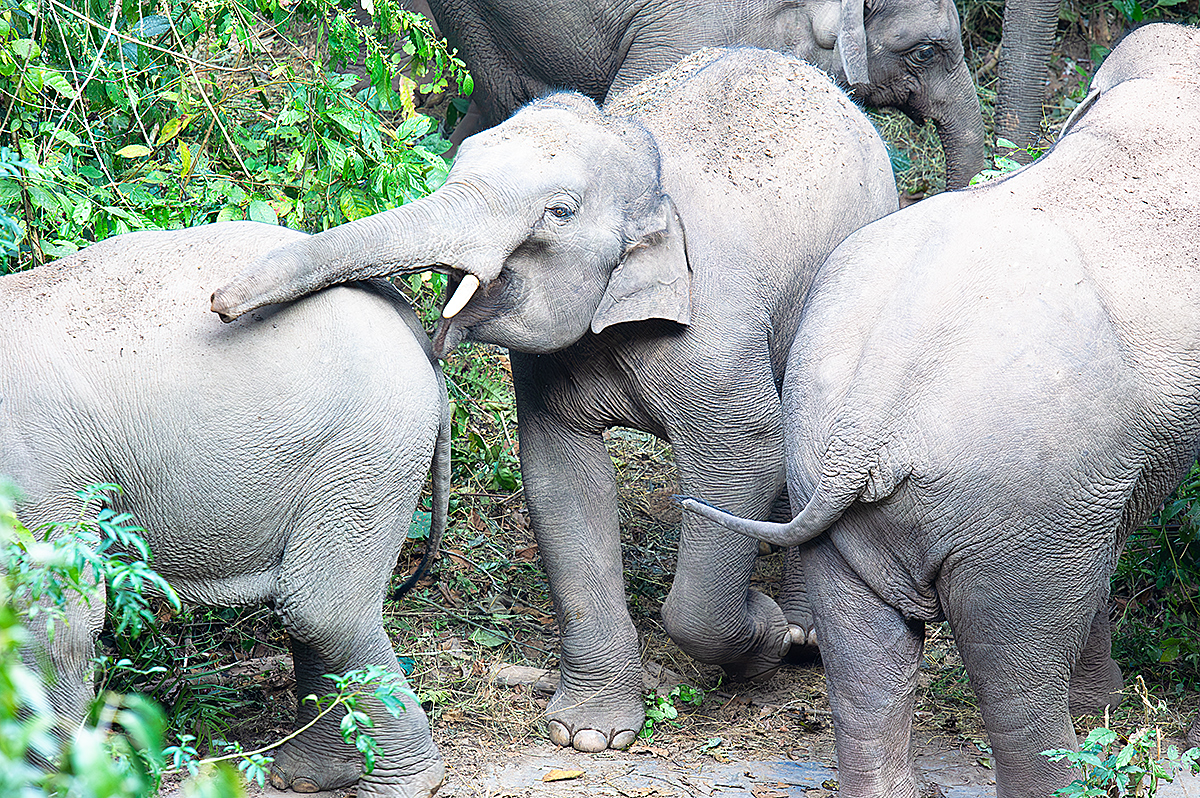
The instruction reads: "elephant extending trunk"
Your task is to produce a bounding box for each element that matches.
[934,62,986,189]
[210,186,514,322]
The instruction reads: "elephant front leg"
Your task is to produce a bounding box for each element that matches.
[661,446,793,682]
[517,408,644,752]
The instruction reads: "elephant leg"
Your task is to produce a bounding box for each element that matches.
[661,445,793,681]
[272,627,443,798]
[1067,603,1123,717]
[778,544,820,664]
[1188,711,1199,749]
[940,563,1098,798]
[514,398,643,752]
[270,526,444,797]
[801,540,923,798]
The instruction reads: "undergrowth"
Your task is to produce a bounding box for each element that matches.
[0,0,470,272]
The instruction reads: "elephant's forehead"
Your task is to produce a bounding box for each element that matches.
[454,122,604,186]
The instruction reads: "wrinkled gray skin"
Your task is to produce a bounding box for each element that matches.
[1,223,450,798]
[682,25,1200,797]
[211,49,898,752]
[423,0,984,188]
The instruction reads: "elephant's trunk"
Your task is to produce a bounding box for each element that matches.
[210,185,515,322]
[932,63,986,190]
[994,0,1060,156]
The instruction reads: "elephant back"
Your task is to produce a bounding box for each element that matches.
[604,47,898,324]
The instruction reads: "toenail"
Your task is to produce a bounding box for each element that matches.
[574,729,608,752]
[611,730,637,749]
[548,719,572,747]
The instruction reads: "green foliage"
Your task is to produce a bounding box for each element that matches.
[1108,0,1189,24]
[443,347,522,495]
[0,0,470,272]
[1044,726,1200,797]
[640,683,705,740]
[0,480,242,797]
[1113,463,1200,690]
[968,137,1045,185]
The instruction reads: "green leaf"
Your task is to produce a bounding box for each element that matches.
[116,145,152,159]
[38,68,75,99]
[408,510,431,540]
[337,188,375,222]
[156,116,187,146]
[248,199,278,225]
[216,205,243,223]
[468,628,505,647]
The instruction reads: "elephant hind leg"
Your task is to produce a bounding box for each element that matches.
[1067,604,1123,717]
[272,622,445,798]
[270,508,444,797]
[799,540,924,798]
[940,565,1103,797]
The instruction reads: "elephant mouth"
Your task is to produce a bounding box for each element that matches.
[431,268,481,359]
[441,269,481,320]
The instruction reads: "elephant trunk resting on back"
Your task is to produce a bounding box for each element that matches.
[683,23,1200,798]
[421,0,985,188]
[212,48,899,752]
[1,222,450,798]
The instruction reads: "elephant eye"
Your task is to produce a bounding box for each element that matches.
[908,44,939,65]
[547,204,575,221]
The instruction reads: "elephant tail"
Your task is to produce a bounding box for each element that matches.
[677,486,851,548]
[679,427,906,548]
[393,362,451,600]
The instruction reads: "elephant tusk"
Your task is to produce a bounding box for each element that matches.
[442,273,480,319]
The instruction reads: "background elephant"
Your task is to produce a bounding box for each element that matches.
[415,0,985,188]
[212,49,898,751]
[994,0,1062,152]
[683,24,1200,797]
[1,222,450,798]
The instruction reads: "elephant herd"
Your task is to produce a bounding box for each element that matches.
[2,9,1198,798]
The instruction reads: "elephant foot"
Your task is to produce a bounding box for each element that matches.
[269,739,362,793]
[357,759,447,798]
[545,685,643,752]
[720,625,794,683]
[1068,655,1124,717]
[783,623,820,665]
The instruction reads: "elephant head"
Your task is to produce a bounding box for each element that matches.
[788,0,985,188]
[211,93,690,356]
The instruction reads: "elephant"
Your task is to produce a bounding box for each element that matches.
[210,48,899,751]
[994,0,1062,153]
[416,0,985,188]
[680,24,1200,798]
[0,222,450,798]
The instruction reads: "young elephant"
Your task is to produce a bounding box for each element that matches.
[1,222,449,798]
[211,49,898,752]
[683,24,1200,798]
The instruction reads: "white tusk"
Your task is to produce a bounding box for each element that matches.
[441,273,480,319]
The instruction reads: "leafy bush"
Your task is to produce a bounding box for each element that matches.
[1113,464,1200,693]
[0,0,470,272]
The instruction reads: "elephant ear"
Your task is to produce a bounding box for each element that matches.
[591,194,691,334]
[838,0,869,88]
